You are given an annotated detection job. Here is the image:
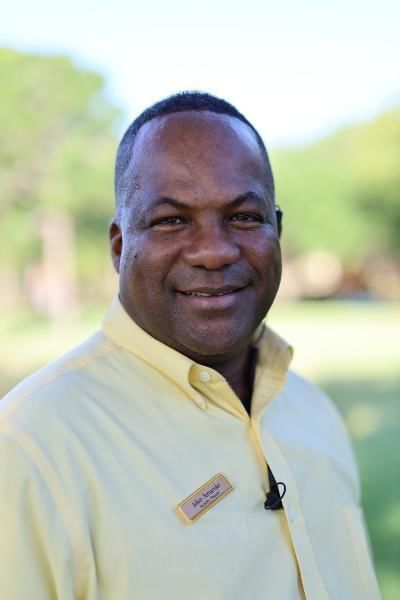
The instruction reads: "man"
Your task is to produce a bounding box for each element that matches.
[0,92,380,599]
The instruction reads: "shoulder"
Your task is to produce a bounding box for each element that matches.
[0,331,117,432]
[280,369,346,425]
[281,370,354,454]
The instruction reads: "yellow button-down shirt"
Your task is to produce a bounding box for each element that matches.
[0,297,380,599]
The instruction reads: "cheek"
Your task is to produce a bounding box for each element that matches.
[120,236,175,290]
[118,233,146,291]
[251,236,282,279]
[120,243,138,278]
[271,244,282,278]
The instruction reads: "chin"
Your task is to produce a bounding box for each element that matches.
[178,326,254,362]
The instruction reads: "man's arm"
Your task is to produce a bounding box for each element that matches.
[0,426,82,599]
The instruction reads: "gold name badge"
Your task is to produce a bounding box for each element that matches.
[177,473,233,524]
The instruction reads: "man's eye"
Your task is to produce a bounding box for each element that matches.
[230,213,264,223]
[151,216,187,226]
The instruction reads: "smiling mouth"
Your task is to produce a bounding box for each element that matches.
[178,286,244,298]
[182,290,238,297]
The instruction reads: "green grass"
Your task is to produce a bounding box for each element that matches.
[1,300,399,598]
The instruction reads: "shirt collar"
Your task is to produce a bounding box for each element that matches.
[255,322,293,381]
[102,295,293,405]
[102,295,195,397]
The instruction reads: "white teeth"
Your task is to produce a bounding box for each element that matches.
[185,291,233,297]
[188,292,212,297]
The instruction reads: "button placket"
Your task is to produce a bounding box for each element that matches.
[286,507,296,523]
[193,394,207,411]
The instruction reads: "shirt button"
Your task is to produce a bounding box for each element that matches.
[286,507,296,523]
[199,371,211,383]
[194,395,207,410]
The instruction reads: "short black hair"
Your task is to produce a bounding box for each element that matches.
[114,91,274,218]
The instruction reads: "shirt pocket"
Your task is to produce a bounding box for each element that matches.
[342,504,381,599]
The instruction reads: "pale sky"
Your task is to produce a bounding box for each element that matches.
[2,0,399,146]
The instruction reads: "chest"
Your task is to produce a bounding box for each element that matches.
[67,403,303,599]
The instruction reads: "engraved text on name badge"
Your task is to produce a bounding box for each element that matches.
[177,473,233,524]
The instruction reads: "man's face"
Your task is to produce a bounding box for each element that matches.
[110,111,282,364]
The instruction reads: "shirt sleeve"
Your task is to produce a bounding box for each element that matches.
[0,428,79,599]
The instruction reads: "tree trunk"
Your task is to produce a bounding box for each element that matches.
[35,211,77,323]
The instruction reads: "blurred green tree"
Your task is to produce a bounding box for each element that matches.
[0,48,120,316]
[271,106,400,263]
[346,107,400,256]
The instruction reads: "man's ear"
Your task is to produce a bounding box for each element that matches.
[109,220,122,273]
[275,206,282,238]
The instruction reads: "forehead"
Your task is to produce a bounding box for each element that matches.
[128,111,269,198]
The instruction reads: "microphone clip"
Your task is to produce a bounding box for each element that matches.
[264,466,286,510]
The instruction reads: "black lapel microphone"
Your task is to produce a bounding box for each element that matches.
[264,466,286,510]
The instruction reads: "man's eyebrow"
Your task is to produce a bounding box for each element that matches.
[151,197,189,210]
[228,192,267,208]
[151,192,266,211]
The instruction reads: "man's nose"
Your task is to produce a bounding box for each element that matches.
[182,222,240,270]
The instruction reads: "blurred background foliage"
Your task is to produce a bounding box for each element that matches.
[0,47,399,598]
[273,107,400,260]
[0,48,120,317]
[271,108,400,300]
